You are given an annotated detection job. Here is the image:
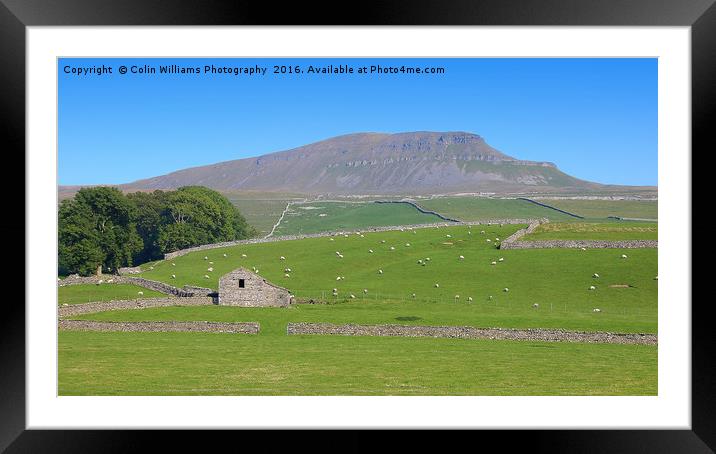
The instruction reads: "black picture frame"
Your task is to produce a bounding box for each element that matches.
[6,0,710,451]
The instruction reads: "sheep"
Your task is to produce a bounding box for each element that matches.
[589,285,596,290]
[417,259,423,265]
[468,231,472,235]
[503,288,509,292]
[204,256,208,260]
[405,243,411,247]
[486,239,492,242]
[425,257,431,261]
[241,254,247,258]
[532,303,539,308]
[434,283,440,288]
[411,293,416,298]
[446,234,452,238]
[459,255,465,260]
[171,274,176,279]
[96,280,103,285]
[488,295,493,300]
[360,234,365,238]
[480,230,485,234]
[363,289,368,294]
[330,238,335,241]
[378,269,383,274]
[621,254,628,259]
[580,247,586,251]
[454,295,460,299]
[495,238,500,241]
[593,273,600,278]
[204,275,210,279]
[344,234,349,238]
[284,268,292,272]
[336,276,342,281]
[593,308,602,313]
[284,273,290,278]
[280,256,286,261]
[149,266,154,270]
[223,253,227,257]
[138,291,144,296]
[209,261,213,265]
[491,261,497,265]
[498,257,504,262]
[107,279,114,283]
[341,276,345,280]
[654,276,658,280]
[467,297,473,302]
[390,246,395,251]
[207,267,213,272]
[368,249,374,253]
[338,254,344,258]
[172,263,176,266]
[350,294,356,299]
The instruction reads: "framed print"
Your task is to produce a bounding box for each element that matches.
[6,0,712,451]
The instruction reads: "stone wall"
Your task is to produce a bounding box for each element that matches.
[218,268,292,307]
[58,274,214,297]
[117,266,143,275]
[374,200,461,222]
[500,239,658,250]
[59,320,260,334]
[163,218,542,260]
[58,296,214,317]
[499,220,543,245]
[286,323,657,345]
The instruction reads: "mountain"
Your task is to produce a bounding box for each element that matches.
[119,131,610,195]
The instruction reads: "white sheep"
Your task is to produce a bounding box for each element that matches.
[491,261,497,265]
[486,239,492,242]
[593,273,600,278]
[368,249,374,253]
[138,291,144,296]
[411,293,416,298]
[223,253,227,257]
[350,294,356,299]
[580,247,587,251]
[405,243,411,247]
[172,263,176,266]
[149,266,154,270]
[363,289,368,294]
[209,261,213,265]
[446,234,452,238]
[589,285,596,290]
[204,256,208,260]
[532,303,539,308]
[621,254,628,259]
[417,259,423,264]
[593,308,602,313]
[284,274,290,278]
[480,230,485,234]
[284,268,292,272]
[454,295,460,299]
[425,258,431,261]
[495,238,500,241]
[654,276,658,280]
[107,279,114,283]
[434,283,440,288]
[330,238,335,241]
[489,295,493,300]
[336,251,341,255]
[241,254,247,258]
[280,256,285,260]
[381,240,386,243]
[338,254,344,258]
[207,267,213,272]
[96,280,103,285]
[333,288,338,292]
[336,276,342,281]
[503,288,509,292]
[467,297,473,302]
[390,246,395,250]
[498,257,504,262]
[459,255,465,260]
[171,274,176,279]
[204,275,210,279]
[378,269,383,274]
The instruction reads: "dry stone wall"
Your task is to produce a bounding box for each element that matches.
[286,323,657,345]
[59,320,259,334]
[501,239,658,250]
[58,275,214,296]
[58,296,214,317]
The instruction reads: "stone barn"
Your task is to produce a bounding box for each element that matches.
[218,267,293,307]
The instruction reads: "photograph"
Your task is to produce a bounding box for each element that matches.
[56,57,659,397]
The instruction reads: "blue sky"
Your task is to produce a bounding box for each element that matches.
[58,58,657,186]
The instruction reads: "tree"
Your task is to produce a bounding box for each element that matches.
[58,187,143,275]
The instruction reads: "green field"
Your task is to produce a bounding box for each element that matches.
[272,201,443,235]
[60,223,658,396]
[417,197,577,222]
[58,331,656,395]
[524,222,658,241]
[58,283,164,305]
[537,199,657,220]
[223,191,306,235]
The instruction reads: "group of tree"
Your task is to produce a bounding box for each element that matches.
[59,186,257,276]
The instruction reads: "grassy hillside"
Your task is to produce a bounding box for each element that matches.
[133,224,657,333]
[273,201,443,236]
[417,197,577,222]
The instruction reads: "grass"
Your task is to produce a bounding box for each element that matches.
[273,201,443,235]
[58,331,657,395]
[130,224,656,333]
[524,222,658,241]
[58,283,165,305]
[537,199,658,220]
[417,197,577,222]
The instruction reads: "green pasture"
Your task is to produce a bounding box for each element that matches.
[417,197,577,222]
[272,201,443,235]
[58,283,164,305]
[524,222,658,241]
[537,199,657,220]
[58,331,656,395]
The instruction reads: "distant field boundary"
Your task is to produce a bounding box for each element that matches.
[374,200,461,222]
[58,296,215,317]
[59,274,215,297]
[160,219,538,260]
[59,320,259,334]
[517,197,584,219]
[286,323,657,345]
[500,239,658,250]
